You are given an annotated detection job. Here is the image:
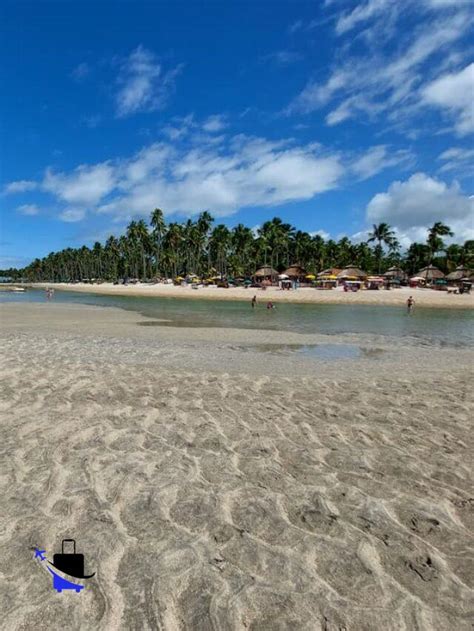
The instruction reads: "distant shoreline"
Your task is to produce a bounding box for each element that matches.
[17,282,474,309]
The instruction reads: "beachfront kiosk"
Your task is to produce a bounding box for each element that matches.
[253,266,278,286]
[337,266,367,291]
[410,264,445,288]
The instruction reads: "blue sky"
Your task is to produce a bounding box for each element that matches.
[1,0,473,268]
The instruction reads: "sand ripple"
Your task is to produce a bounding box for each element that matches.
[0,332,473,630]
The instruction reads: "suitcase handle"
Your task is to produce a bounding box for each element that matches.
[62,539,76,554]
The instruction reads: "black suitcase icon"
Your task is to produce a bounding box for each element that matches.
[53,539,95,579]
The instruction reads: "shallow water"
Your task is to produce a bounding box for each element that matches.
[1,288,473,347]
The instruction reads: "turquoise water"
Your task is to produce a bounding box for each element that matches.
[1,288,473,347]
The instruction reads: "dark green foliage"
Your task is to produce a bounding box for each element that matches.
[2,215,469,282]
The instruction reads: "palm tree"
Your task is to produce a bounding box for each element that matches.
[335,237,354,268]
[290,231,313,270]
[210,224,231,276]
[162,222,184,277]
[196,211,214,273]
[150,208,166,276]
[311,234,326,271]
[9,212,469,284]
[105,236,120,280]
[230,224,254,276]
[405,242,430,275]
[258,217,295,270]
[367,223,396,273]
[461,240,474,267]
[427,221,453,262]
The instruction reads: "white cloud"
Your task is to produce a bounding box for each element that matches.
[17,204,39,216]
[288,8,471,132]
[437,146,474,173]
[310,229,330,240]
[115,46,182,118]
[335,0,392,35]
[4,180,37,194]
[88,135,343,219]
[27,136,427,225]
[366,173,474,242]
[71,62,90,81]
[202,115,227,133]
[43,163,115,205]
[121,143,172,185]
[261,50,303,66]
[59,208,86,223]
[81,114,102,129]
[335,0,472,35]
[351,145,414,179]
[438,147,473,161]
[288,20,303,34]
[427,0,472,6]
[422,63,474,135]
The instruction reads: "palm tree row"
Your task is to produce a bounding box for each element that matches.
[2,211,473,282]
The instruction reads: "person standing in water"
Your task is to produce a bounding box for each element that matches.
[407,296,415,313]
[251,295,257,308]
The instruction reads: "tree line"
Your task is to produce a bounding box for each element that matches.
[2,210,473,282]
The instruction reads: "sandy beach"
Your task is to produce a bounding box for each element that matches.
[0,302,473,630]
[27,281,474,310]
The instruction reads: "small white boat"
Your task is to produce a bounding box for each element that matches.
[10,287,26,292]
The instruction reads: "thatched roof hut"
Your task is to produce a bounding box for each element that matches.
[254,266,278,280]
[337,266,367,280]
[446,266,473,282]
[317,268,341,278]
[384,266,407,280]
[415,265,445,281]
[284,264,307,280]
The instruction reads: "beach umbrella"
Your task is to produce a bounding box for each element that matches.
[244,279,252,285]
[305,274,316,280]
[278,274,289,279]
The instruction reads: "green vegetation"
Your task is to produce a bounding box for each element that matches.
[2,212,473,282]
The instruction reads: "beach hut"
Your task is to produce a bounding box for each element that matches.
[283,265,307,281]
[366,275,385,290]
[446,266,473,284]
[253,266,278,282]
[315,269,338,289]
[317,268,341,278]
[337,266,367,291]
[337,266,368,281]
[415,265,445,283]
[384,266,408,281]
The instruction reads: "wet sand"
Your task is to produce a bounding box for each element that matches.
[0,303,473,630]
[27,281,474,309]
